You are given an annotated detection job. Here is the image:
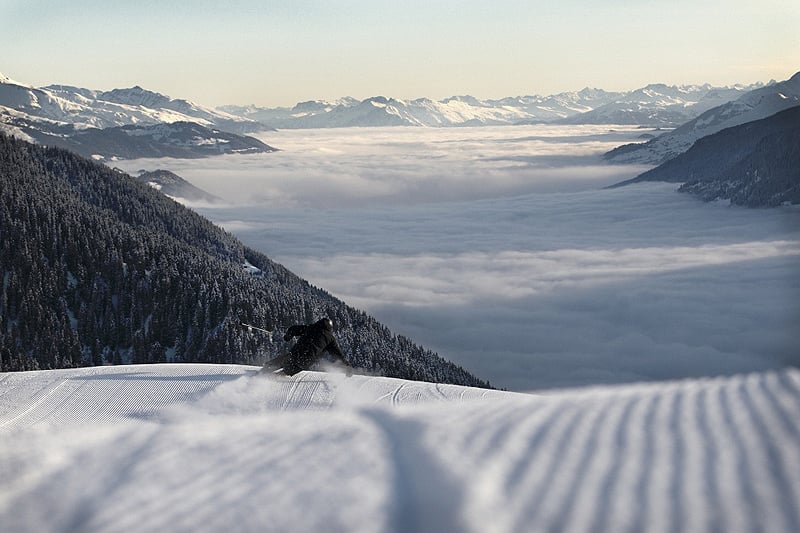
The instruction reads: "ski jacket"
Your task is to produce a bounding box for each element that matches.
[284,320,346,364]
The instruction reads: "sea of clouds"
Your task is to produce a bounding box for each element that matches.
[117,126,800,391]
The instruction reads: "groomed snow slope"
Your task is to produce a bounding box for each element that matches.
[1,364,799,533]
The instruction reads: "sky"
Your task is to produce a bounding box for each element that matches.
[114,126,800,391]
[1,0,798,107]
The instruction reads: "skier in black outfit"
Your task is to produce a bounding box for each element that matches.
[263,318,353,376]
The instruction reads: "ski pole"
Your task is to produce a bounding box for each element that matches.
[240,322,274,342]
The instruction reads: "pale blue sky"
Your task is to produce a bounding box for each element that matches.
[1,0,798,107]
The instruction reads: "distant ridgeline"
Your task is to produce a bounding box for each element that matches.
[611,105,800,207]
[0,134,489,388]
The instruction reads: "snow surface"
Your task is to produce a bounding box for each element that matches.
[2,364,799,532]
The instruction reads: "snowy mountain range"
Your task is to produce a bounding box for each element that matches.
[557,83,757,127]
[220,89,620,128]
[0,70,768,159]
[0,73,276,159]
[220,82,761,129]
[0,69,776,138]
[605,71,800,165]
[0,74,264,133]
[2,363,799,533]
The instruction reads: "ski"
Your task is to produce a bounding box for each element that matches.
[256,365,288,377]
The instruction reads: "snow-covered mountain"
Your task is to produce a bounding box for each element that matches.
[611,105,800,207]
[557,83,757,126]
[0,74,264,134]
[0,75,263,133]
[134,169,222,203]
[605,72,800,164]
[222,94,549,128]
[220,82,759,129]
[1,71,763,133]
[0,74,276,159]
[29,121,277,160]
[2,363,799,533]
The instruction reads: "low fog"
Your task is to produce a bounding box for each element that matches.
[117,126,800,391]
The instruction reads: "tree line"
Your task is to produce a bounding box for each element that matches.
[0,134,490,388]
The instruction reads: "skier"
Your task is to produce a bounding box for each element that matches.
[262,317,353,377]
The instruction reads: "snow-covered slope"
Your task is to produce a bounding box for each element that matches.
[36,121,277,160]
[0,77,262,133]
[0,76,274,159]
[135,169,222,203]
[2,364,799,533]
[606,72,800,164]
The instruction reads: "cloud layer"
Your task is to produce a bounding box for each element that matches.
[119,125,650,208]
[118,126,800,391]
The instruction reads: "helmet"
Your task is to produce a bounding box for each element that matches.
[320,317,334,331]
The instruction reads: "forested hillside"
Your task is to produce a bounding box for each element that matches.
[611,106,800,206]
[0,134,488,387]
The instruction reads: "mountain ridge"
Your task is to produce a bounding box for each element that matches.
[134,169,221,203]
[0,72,770,158]
[605,72,799,164]
[0,77,264,133]
[29,121,277,160]
[221,81,761,129]
[610,105,800,207]
[0,71,774,133]
[0,75,278,159]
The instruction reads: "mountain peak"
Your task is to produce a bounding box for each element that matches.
[442,95,484,106]
[98,86,172,108]
[0,72,24,86]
